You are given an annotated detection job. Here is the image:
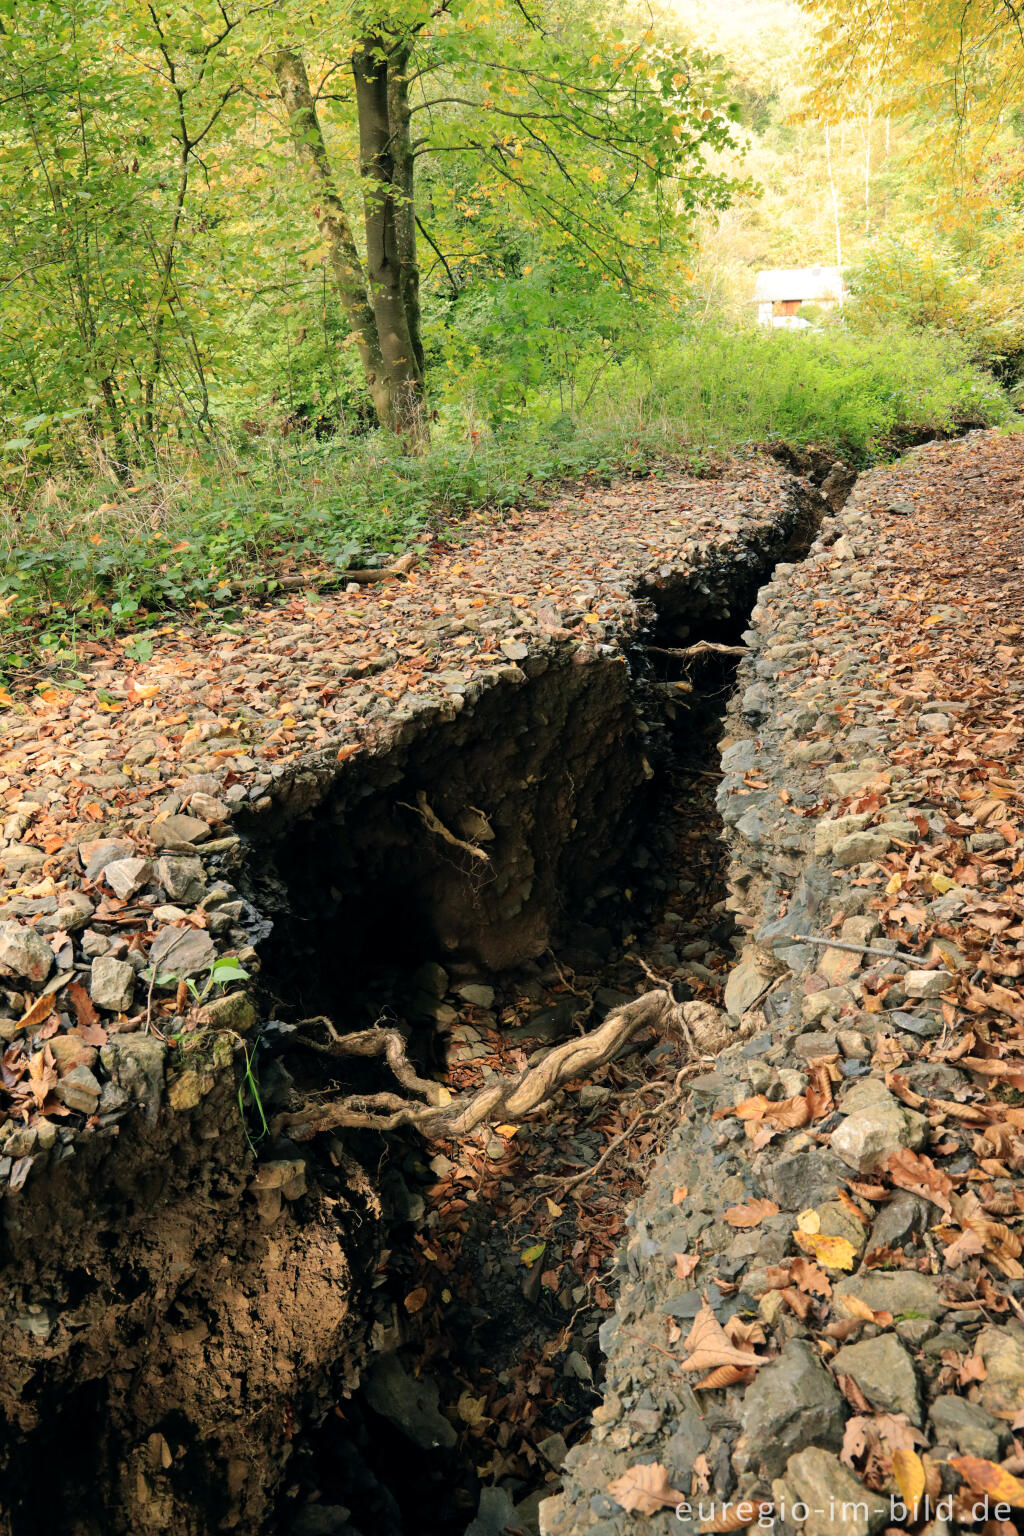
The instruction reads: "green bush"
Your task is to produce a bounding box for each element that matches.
[0,320,1010,686]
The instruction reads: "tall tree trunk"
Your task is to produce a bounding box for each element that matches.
[352,35,426,445]
[825,123,843,272]
[273,48,393,431]
[387,43,424,378]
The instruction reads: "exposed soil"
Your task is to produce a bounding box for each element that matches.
[0,451,831,1536]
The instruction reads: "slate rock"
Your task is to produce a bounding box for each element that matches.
[973,1325,1024,1419]
[829,1092,926,1172]
[724,952,775,1018]
[149,925,217,978]
[772,1448,890,1536]
[90,955,136,1013]
[80,839,135,880]
[832,831,891,867]
[769,1149,843,1211]
[362,1355,457,1450]
[155,856,207,905]
[149,814,211,850]
[831,1333,921,1422]
[0,922,53,985]
[54,1064,102,1115]
[929,1394,1005,1460]
[0,843,46,876]
[457,983,495,1009]
[100,1033,166,1122]
[102,857,152,900]
[736,1340,846,1480]
[835,1269,945,1320]
[864,1191,930,1253]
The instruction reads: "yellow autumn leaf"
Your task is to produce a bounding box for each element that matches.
[893,1448,925,1518]
[494,1123,518,1138]
[583,612,600,624]
[96,700,123,712]
[133,684,160,700]
[930,873,955,893]
[545,1197,563,1217]
[885,873,902,895]
[793,1231,856,1270]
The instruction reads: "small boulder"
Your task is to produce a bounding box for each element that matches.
[149,925,217,978]
[54,1063,102,1115]
[832,830,892,867]
[102,856,152,901]
[196,991,257,1033]
[831,1332,921,1423]
[457,982,495,1009]
[90,955,136,1013]
[155,856,207,905]
[736,1339,846,1480]
[929,1394,1006,1460]
[835,1269,945,1320]
[973,1325,1024,1419]
[830,1089,926,1173]
[772,1448,889,1536]
[362,1355,457,1450]
[904,969,950,999]
[149,814,211,850]
[0,843,46,876]
[0,922,53,985]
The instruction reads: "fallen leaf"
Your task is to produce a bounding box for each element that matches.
[404,1287,428,1314]
[607,1462,686,1516]
[678,1302,766,1373]
[19,993,54,1030]
[886,1148,954,1215]
[674,1252,700,1281]
[950,1457,1024,1507]
[723,1197,779,1228]
[793,1231,857,1271]
[893,1447,926,1518]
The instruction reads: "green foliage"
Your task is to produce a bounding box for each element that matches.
[1,321,1006,688]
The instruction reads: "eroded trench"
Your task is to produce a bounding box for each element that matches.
[226,473,832,1536]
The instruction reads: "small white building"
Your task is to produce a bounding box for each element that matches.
[753,266,845,329]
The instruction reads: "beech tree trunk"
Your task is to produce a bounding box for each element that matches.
[387,43,424,379]
[352,35,426,444]
[273,48,393,430]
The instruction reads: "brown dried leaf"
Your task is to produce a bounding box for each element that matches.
[723,1197,779,1228]
[950,1456,1024,1508]
[886,1147,954,1215]
[674,1251,700,1281]
[607,1462,686,1515]
[678,1303,766,1373]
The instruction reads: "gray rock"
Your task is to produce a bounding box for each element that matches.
[102,856,152,900]
[831,1333,921,1423]
[80,838,135,880]
[769,1149,843,1211]
[89,955,136,1012]
[465,1486,519,1536]
[903,970,950,999]
[974,1325,1024,1419]
[832,831,891,867]
[865,1191,930,1253]
[149,814,211,849]
[829,1092,926,1173]
[54,1063,102,1114]
[0,922,53,985]
[835,1269,946,1320]
[724,952,775,1018]
[457,983,495,1009]
[736,1340,846,1480]
[155,856,207,905]
[362,1355,457,1450]
[0,843,46,876]
[99,1033,166,1122]
[37,891,95,934]
[929,1394,1006,1460]
[663,1403,710,1481]
[772,1448,889,1536]
[149,925,217,978]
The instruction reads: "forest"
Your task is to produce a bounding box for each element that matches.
[1,0,1021,684]
[2,7,1024,1536]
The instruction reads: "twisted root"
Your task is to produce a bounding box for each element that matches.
[273,990,733,1142]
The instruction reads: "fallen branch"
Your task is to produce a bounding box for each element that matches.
[789,934,934,968]
[227,552,418,597]
[397,789,491,864]
[274,990,735,1140]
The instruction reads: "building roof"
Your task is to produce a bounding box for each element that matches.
[752,265,844,303]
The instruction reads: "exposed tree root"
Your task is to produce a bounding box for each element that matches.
[647,641,747,662]
[273,990,736,1141]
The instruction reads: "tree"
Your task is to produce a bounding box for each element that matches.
[796,0,1024,154]
[269,0,743,443]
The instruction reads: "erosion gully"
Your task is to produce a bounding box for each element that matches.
[237,462,836,1536]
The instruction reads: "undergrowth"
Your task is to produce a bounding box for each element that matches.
[0,323,1011,690]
